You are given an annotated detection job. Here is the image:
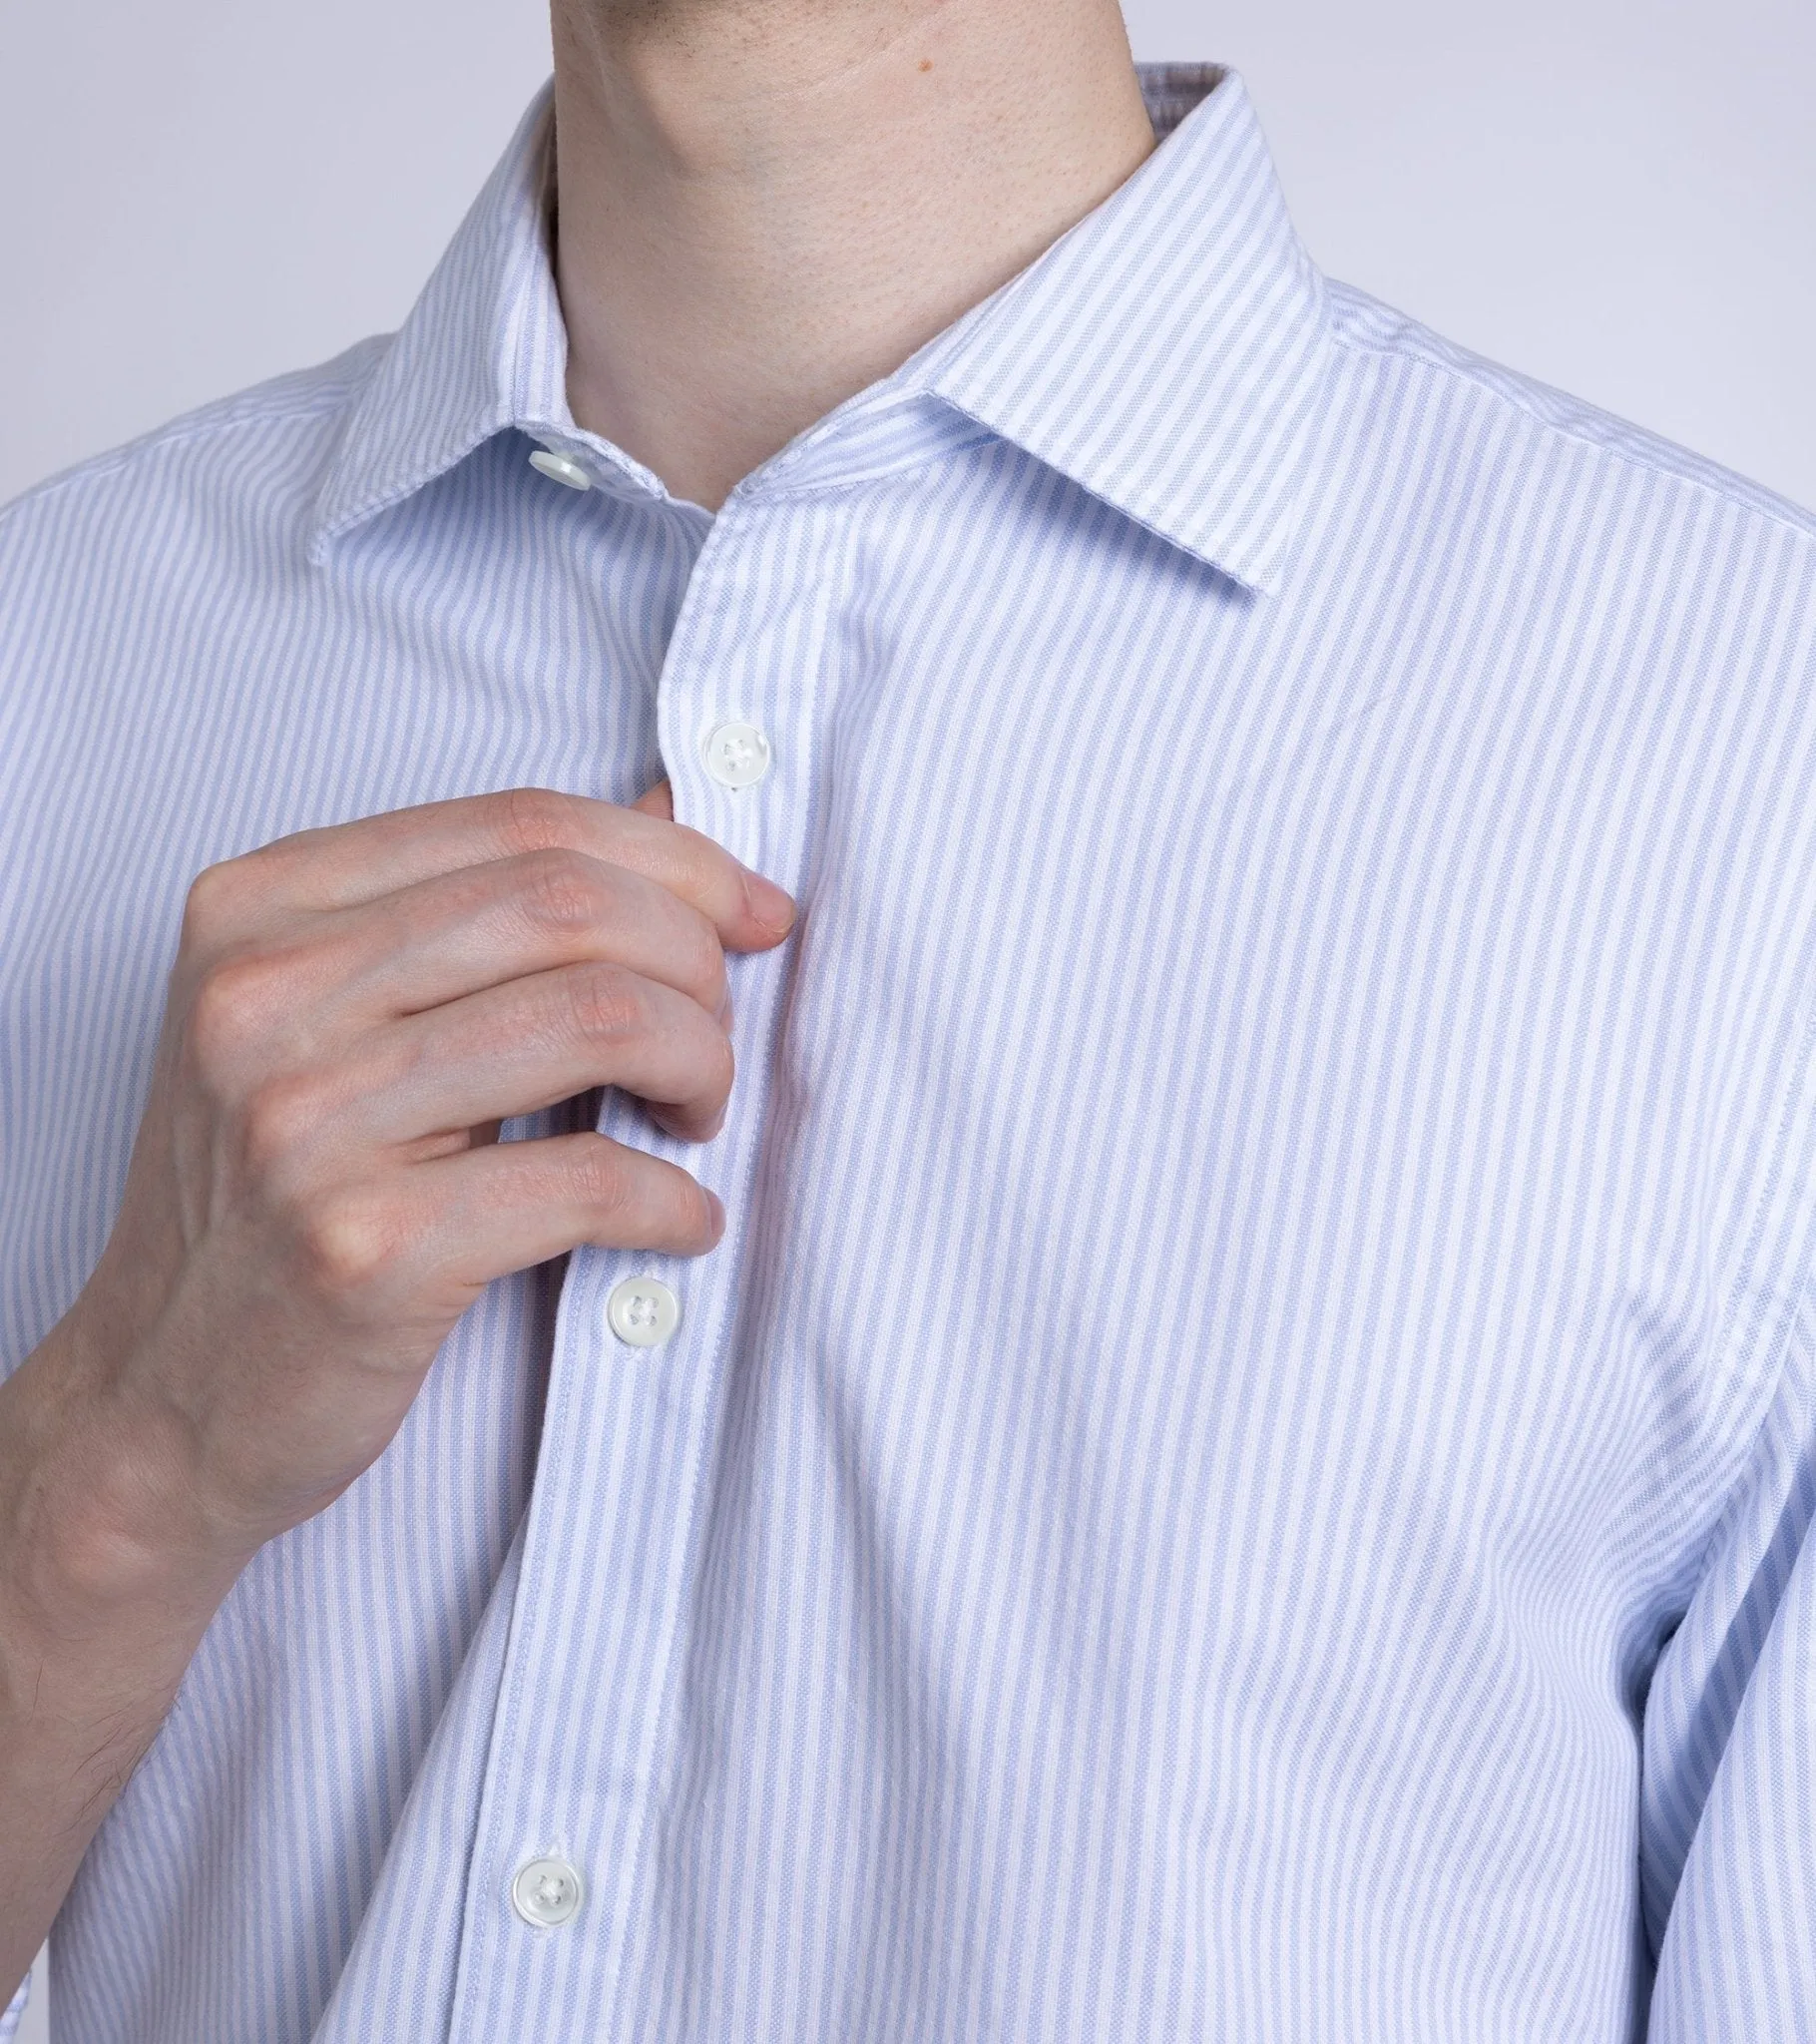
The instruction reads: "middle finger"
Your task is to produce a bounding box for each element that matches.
[303,848,730,1025]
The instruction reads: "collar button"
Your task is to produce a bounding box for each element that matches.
[528,447,593,492]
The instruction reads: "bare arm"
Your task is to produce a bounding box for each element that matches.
[0,782,794,1999]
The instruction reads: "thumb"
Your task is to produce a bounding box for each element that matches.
[632,777,675,820]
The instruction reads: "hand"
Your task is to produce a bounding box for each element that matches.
[33,781,795,1588]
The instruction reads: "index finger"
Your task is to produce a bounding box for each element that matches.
[232,785,796,951]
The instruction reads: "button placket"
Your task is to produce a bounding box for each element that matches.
[444,494,852,2044]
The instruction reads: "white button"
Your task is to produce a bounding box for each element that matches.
[701,722,772,789]
[607,1276,681,1347]
[528,448,593,492]
[511,1856,584,1929]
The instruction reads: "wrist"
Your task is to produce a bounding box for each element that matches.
[0,1316,241,1652]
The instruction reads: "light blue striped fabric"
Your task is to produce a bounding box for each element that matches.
[6,61,1816,2044]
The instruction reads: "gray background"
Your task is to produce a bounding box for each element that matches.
[8,0,1814,2034]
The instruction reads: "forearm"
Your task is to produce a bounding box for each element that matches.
[0,1319,238,2001]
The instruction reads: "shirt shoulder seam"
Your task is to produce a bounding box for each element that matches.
[0,335,392,534]
[1322,288,1816,555]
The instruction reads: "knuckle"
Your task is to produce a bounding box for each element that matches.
[293,1188,405,1299]
[495,785,580,860]
[673,824,735,904]
[187,949,293,1074]
[563,962,644,1047]
[179,855,257,950]
[237,1068,337,1176]
[517,847,606,938]
[684,918,729,1014]
[702,1028,736,1104]
[565,1138,636,1223]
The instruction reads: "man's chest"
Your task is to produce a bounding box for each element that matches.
[18,466,1813,2044]
[3,474,1763,1596]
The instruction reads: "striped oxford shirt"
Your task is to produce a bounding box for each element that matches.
[5,59,1816,2044]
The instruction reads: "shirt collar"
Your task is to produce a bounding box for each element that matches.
[309,64,1332,596]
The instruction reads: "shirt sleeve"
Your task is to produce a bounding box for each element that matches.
[1642,1242,1816,2033]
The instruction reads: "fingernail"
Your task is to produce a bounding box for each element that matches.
[705,1189,726,1241]
[742,868,796,935]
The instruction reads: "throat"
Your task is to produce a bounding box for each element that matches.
[549,0,1156,510]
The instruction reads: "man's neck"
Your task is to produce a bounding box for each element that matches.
[550,0,1155,510]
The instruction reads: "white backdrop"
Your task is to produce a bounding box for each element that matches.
[7,0,1815,2036]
